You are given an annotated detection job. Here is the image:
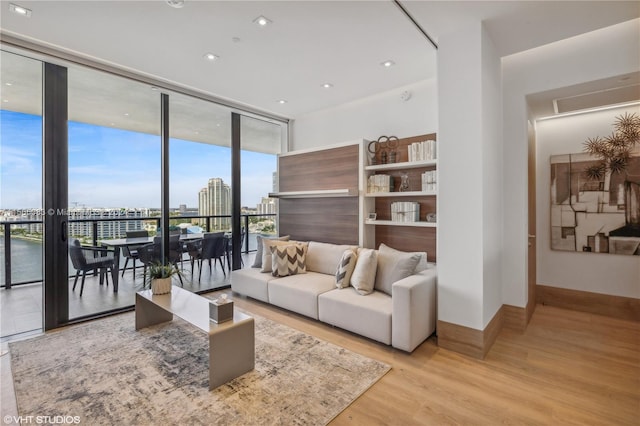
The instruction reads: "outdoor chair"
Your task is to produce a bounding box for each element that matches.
[121,230,149,279]
[187,232,223,271]
[69,239,116,297]
[225,229,245,270]
[141,238,184,286]
[190,232,227,281]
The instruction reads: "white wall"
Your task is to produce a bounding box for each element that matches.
[502,19,640,308]
[536,105,640,298]
[291,79,437,151]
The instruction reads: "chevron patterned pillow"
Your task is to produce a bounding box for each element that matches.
[270,243,308,277]
[335,249,357,288]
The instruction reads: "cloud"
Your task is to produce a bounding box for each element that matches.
[0,146,38,175]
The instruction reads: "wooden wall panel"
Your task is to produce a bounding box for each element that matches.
[537,285,640,322]
[437,305,504,359]
[374,226,437,262]
[279,145,359,192]
[277,144,360,245]
[279,198,359,245]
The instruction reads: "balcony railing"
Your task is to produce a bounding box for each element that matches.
[0,213,276,289]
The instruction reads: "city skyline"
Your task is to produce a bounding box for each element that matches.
[0,110,277,209]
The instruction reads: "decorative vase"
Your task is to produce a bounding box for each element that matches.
[151,277,172,295]
[399,173,410,192]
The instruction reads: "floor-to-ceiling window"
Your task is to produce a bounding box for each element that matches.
[240,115,286,262]
[0,51,44,337]
[0,46,288,333]
[169,92,232,289]
[67,65,161,320]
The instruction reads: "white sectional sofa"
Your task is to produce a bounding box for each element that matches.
[231,240,437,352]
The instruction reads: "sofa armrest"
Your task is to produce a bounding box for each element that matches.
[391,266,437,352]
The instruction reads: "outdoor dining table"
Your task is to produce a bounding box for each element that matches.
[99,233,204,290]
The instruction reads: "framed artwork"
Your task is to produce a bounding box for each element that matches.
[550,152,640,256]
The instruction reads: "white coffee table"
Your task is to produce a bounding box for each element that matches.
[135,286,255,390]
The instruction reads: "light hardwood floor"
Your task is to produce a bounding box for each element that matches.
[232,296,639,425]
[2,293,639,425]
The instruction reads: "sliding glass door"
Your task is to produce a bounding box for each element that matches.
[169,92,232,291]
[67,65,161,320]
[0,51,44,337]
[239,116,286,265]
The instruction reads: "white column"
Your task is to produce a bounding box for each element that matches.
[437,22,503,330]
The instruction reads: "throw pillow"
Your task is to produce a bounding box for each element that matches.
[252,235,290,268]
[374,243,422,296]
[261,239,295,273]
[335,249,357,288]
[414,252,429,273]
[270,243,307,277]
[350,248,378,295]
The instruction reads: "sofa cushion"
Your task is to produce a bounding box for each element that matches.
[252,235,290,268]
[335,249,357,288]
[351,248,377,295]
[231,268,276,303]
[306,241,357,275]
[374,243,422,296]
[268,272,336,320]
[270,243,307,277]
[318,288,392,345]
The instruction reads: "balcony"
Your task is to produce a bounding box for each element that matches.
[0,214,273,337]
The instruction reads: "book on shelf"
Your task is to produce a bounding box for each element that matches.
[407,139,437,162]
[421,170,437,192]
[390,201,420,222]
[367,174,394,193]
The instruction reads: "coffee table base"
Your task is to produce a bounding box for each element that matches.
[135,287,255,390]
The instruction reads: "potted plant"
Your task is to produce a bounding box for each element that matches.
[146,262,180,295]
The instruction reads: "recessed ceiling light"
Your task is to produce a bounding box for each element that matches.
[166,0,185,9]
[9,3,32,17]
[203,53,219,61]
[110,123,115,126]
[2,99,9,103]
[5,82,12,86]
[253,15,272,26]
[322,83,333,89]
[150,86,158,91]
[381,60,395,68]
[277,100,287,104]
[124,113,130,116]
[216,123,221,127]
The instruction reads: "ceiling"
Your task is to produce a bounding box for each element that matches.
[0,1,639,136]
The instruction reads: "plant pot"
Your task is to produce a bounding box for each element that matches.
[151,277,172,295]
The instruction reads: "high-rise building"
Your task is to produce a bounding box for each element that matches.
[198,178,231,230]
[257,197,276,215]
[68,208,149,239]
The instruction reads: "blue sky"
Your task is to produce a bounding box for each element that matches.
[1,110,276,209]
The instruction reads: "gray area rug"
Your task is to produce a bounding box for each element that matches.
[10,310,389,425]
